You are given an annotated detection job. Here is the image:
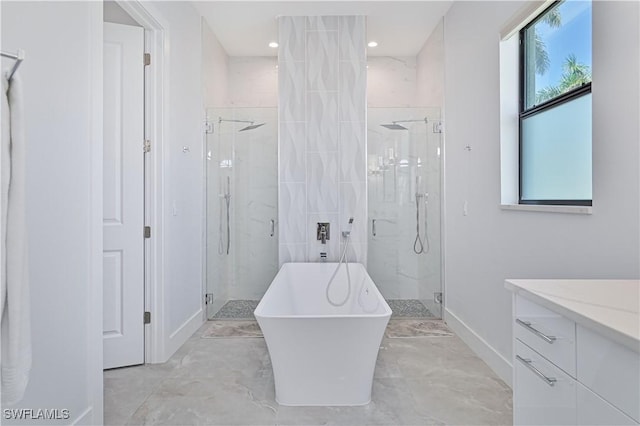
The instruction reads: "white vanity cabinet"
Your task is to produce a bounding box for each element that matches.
[514,339,576,425]
[506,280,640,426]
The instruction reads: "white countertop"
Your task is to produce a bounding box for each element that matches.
[505,279,640,353]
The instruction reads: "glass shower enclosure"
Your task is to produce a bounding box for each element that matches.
[367,107,443,318]
[205,107,278,319]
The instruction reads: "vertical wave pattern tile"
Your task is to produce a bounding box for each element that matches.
[279,182,307,244]
[279,122,306,183]
[307,151,339,213]
[307,91,339,152]
[306,30,339,92]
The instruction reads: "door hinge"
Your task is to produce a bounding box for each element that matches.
[144,53,151,66]
[433,121,443,134]
[144,311,151,324]
[144,140,151,153]
[204,121,214,134]
[434,292,443,305]
[205,293,213,305]
[144,226,151,239]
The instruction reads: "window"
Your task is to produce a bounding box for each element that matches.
[519,1,592,206]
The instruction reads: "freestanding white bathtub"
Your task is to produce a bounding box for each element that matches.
[254,262,392,406]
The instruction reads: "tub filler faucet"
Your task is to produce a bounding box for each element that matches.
[317,223,330,244]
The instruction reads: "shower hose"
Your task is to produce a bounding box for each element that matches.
[217,195,224,255]
[218,181,231,256]
[225,194,230,255]
[413,193,430,255]
[325,232,352,307]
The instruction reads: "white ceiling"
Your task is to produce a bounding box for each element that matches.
[193,1,453,57]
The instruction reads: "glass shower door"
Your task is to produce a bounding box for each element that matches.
[205,107,278,319]
[367,107,443,318]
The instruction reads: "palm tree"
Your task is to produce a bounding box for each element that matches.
[535,54,592,104]
[561,54,591,87]
[529,3,591,105]
[534,7,562,75]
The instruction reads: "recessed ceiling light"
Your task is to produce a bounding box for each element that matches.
[368,41,378,48]
[269,41,279,48]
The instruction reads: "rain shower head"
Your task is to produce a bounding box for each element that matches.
[219,117,266,132]
[381,123,409,130]
[239,123,266,132]
[380,118,428,131]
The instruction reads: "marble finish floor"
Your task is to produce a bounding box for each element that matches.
[105,322,512,425]
[201,321,263,339]
[385,320,454,338]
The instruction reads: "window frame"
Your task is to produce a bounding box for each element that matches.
[518,0,592,207]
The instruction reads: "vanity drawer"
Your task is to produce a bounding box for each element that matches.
[577,383,637,425]
[577,325,640,423]
[515,296,576,377]
[514,340,576,425]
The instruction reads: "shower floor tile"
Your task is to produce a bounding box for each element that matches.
[211,299,259,320]
[387,299,436,318]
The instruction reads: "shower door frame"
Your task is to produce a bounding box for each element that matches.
[204,107,279,319]
[367,107,445,318]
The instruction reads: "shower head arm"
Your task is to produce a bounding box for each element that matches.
[218,118,255,125]
[392,118,428,124]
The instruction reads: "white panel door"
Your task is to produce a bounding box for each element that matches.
[103,22,145,369]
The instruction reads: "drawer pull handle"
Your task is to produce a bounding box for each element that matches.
[516,355,557,387]
[516,318,557,344]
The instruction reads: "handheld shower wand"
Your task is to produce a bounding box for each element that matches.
[413,177,430,255]
[342,217,354,238]
[225,177,231,255]
[218,176,231,255]
[326,217,355,307]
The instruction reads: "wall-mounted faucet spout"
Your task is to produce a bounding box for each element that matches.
[317,223,330,244]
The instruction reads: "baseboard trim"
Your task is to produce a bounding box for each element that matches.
[161,309,204,362]
[444,308,513,387]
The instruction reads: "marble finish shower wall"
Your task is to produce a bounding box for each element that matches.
[278,16,367,264]
[228,57,278,107]
[367,56,418,107]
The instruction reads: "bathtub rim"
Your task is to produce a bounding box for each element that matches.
[254,262,393,320]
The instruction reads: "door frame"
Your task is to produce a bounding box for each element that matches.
[115,0,167,364]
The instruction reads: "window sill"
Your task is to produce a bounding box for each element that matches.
[500,204,592,215]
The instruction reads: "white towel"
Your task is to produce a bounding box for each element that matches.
[1,73,31,406]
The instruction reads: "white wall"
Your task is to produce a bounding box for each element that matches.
[143,1,205,360]
[1,1,102,423]
[443,0,640,385]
